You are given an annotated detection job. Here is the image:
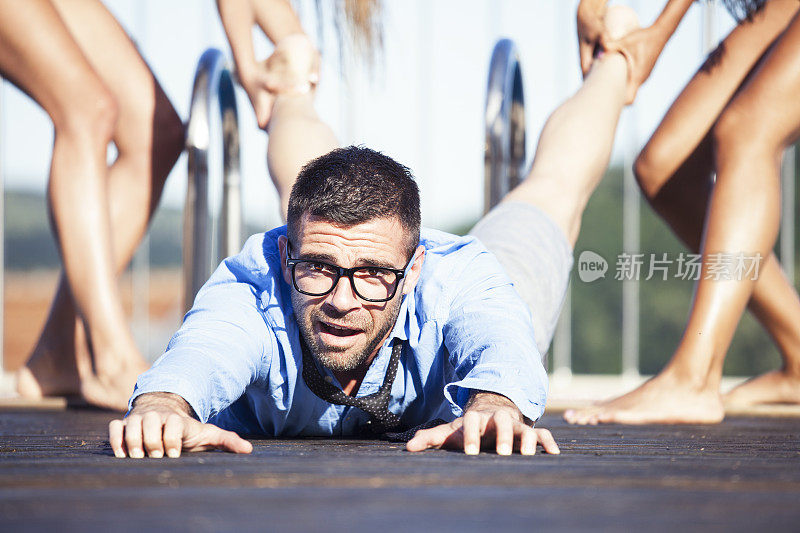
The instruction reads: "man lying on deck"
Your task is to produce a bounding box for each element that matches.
[108,6,640,458]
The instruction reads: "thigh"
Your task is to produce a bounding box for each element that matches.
[642,0,799,174]
[50,0,177,146]
[0,0,106,122]
[722,9,800,149]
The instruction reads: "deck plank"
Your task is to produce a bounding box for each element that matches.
[1,408,799,531]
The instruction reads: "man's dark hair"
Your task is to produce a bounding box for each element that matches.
[287,146,421,257]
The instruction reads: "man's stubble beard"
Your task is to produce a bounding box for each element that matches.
[292,292,403,372]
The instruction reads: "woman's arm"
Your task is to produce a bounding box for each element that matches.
[577,0,610,76]
[604,0,695,102]
[216,0,317,128]
[578,0,695,102]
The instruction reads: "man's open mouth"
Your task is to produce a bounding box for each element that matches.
[319,322,361,337]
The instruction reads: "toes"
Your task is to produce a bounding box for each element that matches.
[564,408,603,426]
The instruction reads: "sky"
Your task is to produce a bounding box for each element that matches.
[0,0,736,233]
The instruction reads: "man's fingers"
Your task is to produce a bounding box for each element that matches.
[462,411,484,455]
[108,419,126,458]
[123,414,145,459]
[162,413,185,458]
[181,421,253,454]
[493,411,515,456]
[406,421,461,452]
[535,428,561,455]
[142,411,165,458]
[519,425,538,455]
[213,427,253,454]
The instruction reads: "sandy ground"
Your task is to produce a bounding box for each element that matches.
[2,269,184,371]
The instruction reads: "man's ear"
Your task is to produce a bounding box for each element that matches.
[277,235,292,285]
[401,245,426,296]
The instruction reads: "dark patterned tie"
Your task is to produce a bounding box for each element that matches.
[300,337,403,432]
[300,337,447,441]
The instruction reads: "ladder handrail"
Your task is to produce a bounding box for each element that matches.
[484,38,526,214]
[184,48,242,312]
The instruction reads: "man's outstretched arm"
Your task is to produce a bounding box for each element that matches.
[108,392,252,458]
[406,391,560,456]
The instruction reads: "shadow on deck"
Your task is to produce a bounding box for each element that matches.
[1,408,799,531]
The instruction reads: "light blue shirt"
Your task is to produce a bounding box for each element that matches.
[130,226,547,437]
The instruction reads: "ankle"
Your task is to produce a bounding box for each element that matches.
[660,362,720,393]
[781,362,800,378]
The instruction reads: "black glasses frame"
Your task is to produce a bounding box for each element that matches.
[286,242,410,303]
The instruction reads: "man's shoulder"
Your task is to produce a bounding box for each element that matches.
[418,228,501,277]
[226,226,285,275]
[202,226,287,302]
[418,225,518,290]
[420,227,484,255]
[415,227,509,298]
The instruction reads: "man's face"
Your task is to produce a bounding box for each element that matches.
[279,214,425,373]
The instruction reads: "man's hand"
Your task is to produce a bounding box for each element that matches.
[108,392,253,458]
[406,392,560,456]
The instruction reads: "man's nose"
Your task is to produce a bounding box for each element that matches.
[327,274,361,311]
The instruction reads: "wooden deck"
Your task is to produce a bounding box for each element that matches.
[1,408,799,531]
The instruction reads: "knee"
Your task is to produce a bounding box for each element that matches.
[713,104,749,155]
[55,85,119,147]
[118,98,185,166]
[633,144,670,200]
[713,100,779,161]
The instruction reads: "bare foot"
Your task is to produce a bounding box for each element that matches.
[79,358,148,412]
[724,369,800,408]
[78,331,149,411]
[563,372,725,425]
[604,5,640,41]
[240,32,320,128]
[263,33,320,93]
[16,319,84,400]
[18,317,147,412]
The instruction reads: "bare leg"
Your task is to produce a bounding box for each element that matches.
[0,0,121,399]
[260,36,335,219]
[502,7,637,246]
[469,6,635,356]
[631,0,800,410]
[567,9,800,425]
[267,93,339,217]
[7,0,184,410]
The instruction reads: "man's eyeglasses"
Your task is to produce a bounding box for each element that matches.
[285,242,411,303]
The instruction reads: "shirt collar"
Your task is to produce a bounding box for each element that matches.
[387,293,411,343]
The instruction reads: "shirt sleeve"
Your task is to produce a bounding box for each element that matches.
[129,258,272,422]
[441,248,548,423]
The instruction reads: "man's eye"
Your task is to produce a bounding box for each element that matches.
[308,262,330,272]
[361,267,394,279]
